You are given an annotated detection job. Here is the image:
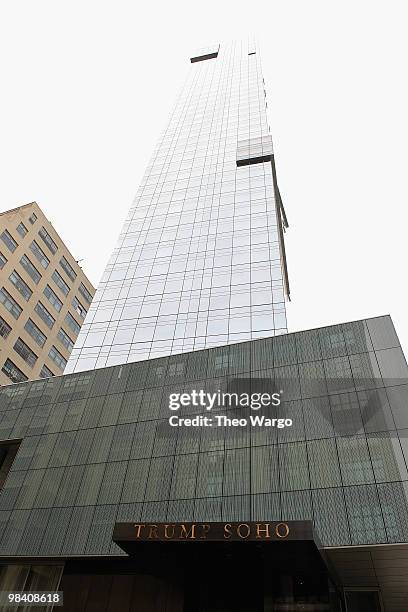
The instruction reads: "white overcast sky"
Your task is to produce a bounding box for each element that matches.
[1,1,407,352]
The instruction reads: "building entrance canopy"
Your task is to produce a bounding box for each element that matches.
[111,521,343,611]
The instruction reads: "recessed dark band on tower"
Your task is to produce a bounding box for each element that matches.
[190,51,219,63]
[236,154,272,167]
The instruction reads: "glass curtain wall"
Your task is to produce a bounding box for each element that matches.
[67,39,288,373]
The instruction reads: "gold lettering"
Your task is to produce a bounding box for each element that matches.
[200,524,211,539]
[275,522,290,539]
[164,524,175,539]
[134,524,145,538]
[256,523,270,539]
[179,524,196,539]
[134,521,290,542]
[237,523,251,539]
[148,524,159,539]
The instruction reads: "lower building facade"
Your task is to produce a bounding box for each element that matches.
[0,315,407,611]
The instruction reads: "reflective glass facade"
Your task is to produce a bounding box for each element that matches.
[67,39,289,373]
[1,316,408,559]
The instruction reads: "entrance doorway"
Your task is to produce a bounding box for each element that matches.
[183,543,264,612]
[59,540,343,610]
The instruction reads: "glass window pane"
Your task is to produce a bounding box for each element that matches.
[52,270,70,296]
[13,337,38,367]
[43,285,63,313]
[1,230,17,253]
[34,302,55,329]
[48,345,67,370]
[29,241,49,269]
[20,255,42,285]
[1,359,28,383]
[60,256,77,282]
[0,287,23,319]
[57,328,74,352]
[9,270,32,301]
[38,226,58,254]
[16,222,28,238]
[24,318,47,348]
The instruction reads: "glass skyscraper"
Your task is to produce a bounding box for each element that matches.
[66,39,290,373]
